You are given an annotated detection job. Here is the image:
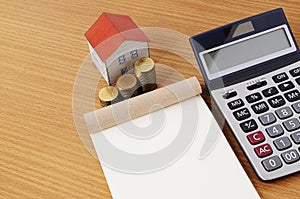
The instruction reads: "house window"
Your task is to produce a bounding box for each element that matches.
[130,50,138,59]
[121,67,127,75]
[118,55,125,65]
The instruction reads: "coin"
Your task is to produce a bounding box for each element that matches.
[98,86,119,107]
[134,57,157,92]
[116,74,138,99]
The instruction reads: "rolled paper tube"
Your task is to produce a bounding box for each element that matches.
[98,86,119,107]
[84,76,202,133]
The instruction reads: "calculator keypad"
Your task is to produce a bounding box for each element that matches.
[227,98,244,110]
[281,149,300,164]
[284,90,300,102]
[266,124,284,138]
[273,137,292,151]
[251,101,269,114]
[291,132,300,144]
[254,143,273,158]
[247,131,265,145]
[233,108,251,121]
[213,62,300,180]
[262,87,279,97]
[272,72,288,83]
[278,81,295,91]
[262,156,282,171]
[283,118,300,132]
[275,107,293,119]
[240,119,258,133]
[295,77,300,85]
[292,102,300,113]
[289,67,300,77]
[246,93,262,103]
[268,95,286,108]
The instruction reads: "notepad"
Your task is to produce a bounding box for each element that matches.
[84,77,260,199]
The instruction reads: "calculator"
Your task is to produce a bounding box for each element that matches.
[190,8,300,180]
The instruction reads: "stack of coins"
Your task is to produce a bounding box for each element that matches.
[134,57,157,92]
[116,74,138,99]
[98,86,119,107]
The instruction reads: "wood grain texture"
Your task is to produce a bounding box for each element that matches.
[1,0,300,198]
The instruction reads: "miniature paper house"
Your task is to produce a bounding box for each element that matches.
[85,13,150,85]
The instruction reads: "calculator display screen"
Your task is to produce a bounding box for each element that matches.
[202,27,292,77]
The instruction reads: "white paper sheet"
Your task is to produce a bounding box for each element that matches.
[88,96,260,199]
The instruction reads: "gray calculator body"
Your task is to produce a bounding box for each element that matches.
[190,8,300,180]
[212,62,300,180]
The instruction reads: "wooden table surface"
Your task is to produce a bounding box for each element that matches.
[1,0,300,198]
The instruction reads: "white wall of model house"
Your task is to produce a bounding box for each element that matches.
[88,40,149,85]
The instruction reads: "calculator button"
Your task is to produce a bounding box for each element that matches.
[292,102,300,113]
[251,101,269,114]
[289,67,300,77]
[246,80,267,91]
[284,90,300,102]
[295,77,300,85]
[281,149,300,164]
[259,113,276,126]
[268,95,286,108]
[227,98,244,110]
[223,91,237,99]
[275,107,293,120]
[283,118,300,132]
[272,72,288,83]
[262,156,282,172]
[278,81,295,92]
[245,93,262,103]
[262,87,279,97]
[291,131,300,144]
[247,131,265,145]
[266,124,284,138]
[240,119,258,133]
[273,137,292,151]
[255,143,273,158]
[233,108,251,121]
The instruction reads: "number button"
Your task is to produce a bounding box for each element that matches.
[289,67,300,77]
[251,101,269,114]
[278,81,295,92]
[275,107,293,120]
[233,108,251,121]
[292,102,300,113]
[273,137,292,151]
[246,92,262,103]
[262,87,279,97]
[259,113,276,126]
[266,124,284,138]
[281,149,300,164]
[247,131,265,145]
[254,143,273,158]
[283,118,300,132]
[284,90,300,102]
[291,131,300,144]
[272,72,288,83]
[227,98,244,110]
[268,95,286,108]
[262,156,282,172]
[240,119,258,133]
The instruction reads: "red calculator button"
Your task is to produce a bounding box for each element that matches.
[247,131,265,145]
[254,143,273,158]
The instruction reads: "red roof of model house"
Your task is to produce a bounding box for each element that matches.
[85,13,150,61]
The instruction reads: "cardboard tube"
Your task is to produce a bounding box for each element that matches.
[84,76,202,133]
